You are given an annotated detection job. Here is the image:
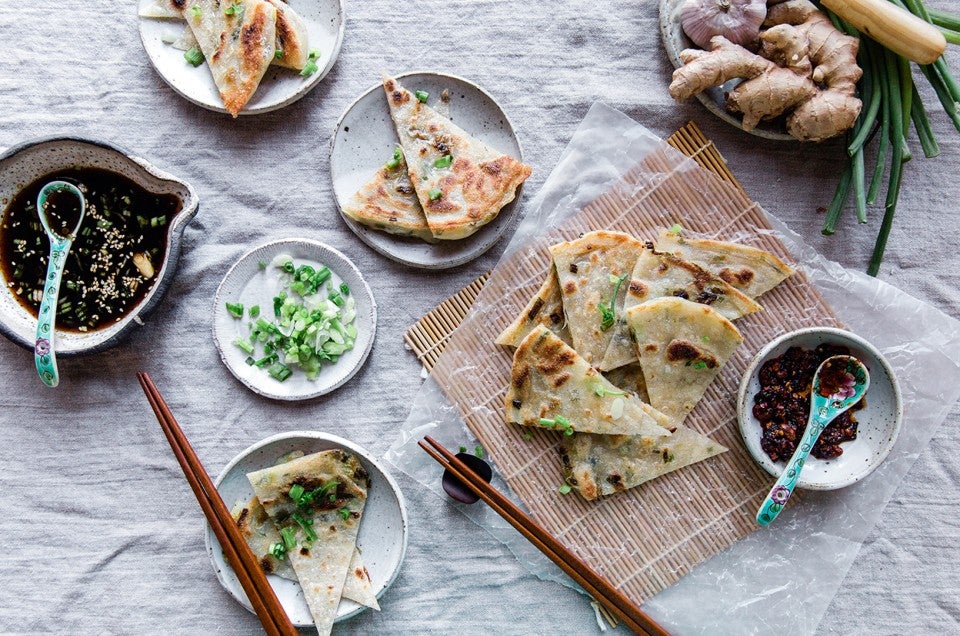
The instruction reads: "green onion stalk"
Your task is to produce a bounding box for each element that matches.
[820,0,960,276]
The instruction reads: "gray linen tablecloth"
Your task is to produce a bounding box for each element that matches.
[2,1,958,633]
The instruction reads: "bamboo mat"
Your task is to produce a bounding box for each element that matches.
[404,121,840,607]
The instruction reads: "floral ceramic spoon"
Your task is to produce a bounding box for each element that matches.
[756,355,870,526]
[34,181,86,387]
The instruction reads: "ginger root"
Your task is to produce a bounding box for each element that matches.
[668,0,862,142]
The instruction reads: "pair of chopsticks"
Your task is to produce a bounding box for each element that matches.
[137,372,297,636]
[419,436,670,636]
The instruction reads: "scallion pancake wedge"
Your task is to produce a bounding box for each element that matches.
[382,76,532,240]
[247,450,370,636]
[505,326,675,436]
[550,231,646,368]
[495,266,570,348]
[231,496,380,609]
[263,0,310,70]
[341,151,433,241]
[626,297,743,425]
[656,228,794,298]
[138,0,186,18]
[560,426,727,500]
[600,246,760,371]
[185,0,277,117]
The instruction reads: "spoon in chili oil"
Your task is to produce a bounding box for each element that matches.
[32,181,86,387]
[756,355,870,526]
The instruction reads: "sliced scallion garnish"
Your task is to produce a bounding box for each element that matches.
[184,47,204,67]
[415,90,429,103]
[433,155,452,169]
[269,542,287,559]
[280,526,297,550]
[300,49,321,77]
[385,147,403,170]
[428,188,442,200]
[291,514,317,542]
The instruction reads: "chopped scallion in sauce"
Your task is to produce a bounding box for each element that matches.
[0,167,178,332]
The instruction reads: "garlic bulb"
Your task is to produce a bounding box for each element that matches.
[680,0,767,50]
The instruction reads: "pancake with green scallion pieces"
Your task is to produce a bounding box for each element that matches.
[382,75,532,240]
[247,450,370,636]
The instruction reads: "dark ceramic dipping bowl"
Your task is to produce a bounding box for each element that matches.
[0,137,199,356]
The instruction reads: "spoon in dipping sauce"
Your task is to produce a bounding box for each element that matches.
[33,181,86,387]
[756,355,870,526]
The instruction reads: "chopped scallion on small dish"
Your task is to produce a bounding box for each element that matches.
[228,257,359,384]
[385,147,403,170]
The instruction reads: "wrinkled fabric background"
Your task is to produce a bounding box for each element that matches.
[0,1,958,634]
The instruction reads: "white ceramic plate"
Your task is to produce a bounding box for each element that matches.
[658,0,795,141]
[330,71,526,269]
[737,327,903,490]
[138,0,345,116]
[213,239,376,401]
[205,431,408,626]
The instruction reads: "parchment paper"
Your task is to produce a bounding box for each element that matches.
[386,103,960,634]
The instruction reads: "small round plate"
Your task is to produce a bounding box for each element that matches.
[213,239,376,401]
[138,0,345,116]
[737,327,903,490]
[658,0,795,141]
[205,431,408,626]
[330,71,526,269]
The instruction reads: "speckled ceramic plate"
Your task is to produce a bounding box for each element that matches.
[205,431,408,626]
[658,0,796,141]
[330,71,526,269]
[213,239,376,401]
[138,0,345,116]
[737,327,903,490]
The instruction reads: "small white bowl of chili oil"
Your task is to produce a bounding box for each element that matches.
[737,327,902,490]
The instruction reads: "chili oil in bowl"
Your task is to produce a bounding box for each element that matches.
[0,137,198,356]
[736,327,902,490]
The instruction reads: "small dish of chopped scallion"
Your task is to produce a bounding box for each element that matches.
[213,239,376,401]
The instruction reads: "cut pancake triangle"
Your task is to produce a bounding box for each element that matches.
[247,450,370,636]
[230,496,380,609]
[561,426,728,500]
[656,228,795,298]
[264,0,310,70]
[185,0,278,117]
[626,296,743,425]
[495,265,570,348]
[505,326,675,437]
[382,75,532,240]
[600,245,760,371]
[549,230,647,368]
[341,149,433,241]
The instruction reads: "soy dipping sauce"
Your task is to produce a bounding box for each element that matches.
[1,167,181,332]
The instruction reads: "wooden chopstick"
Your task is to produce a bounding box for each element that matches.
[420,436,670,636]
[137,372,297,636]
